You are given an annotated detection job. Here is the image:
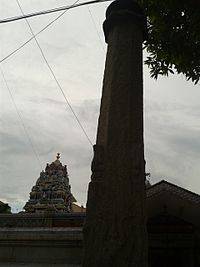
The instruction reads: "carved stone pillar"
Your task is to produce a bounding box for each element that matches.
[83,0,148,266]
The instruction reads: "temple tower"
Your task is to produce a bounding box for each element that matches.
[24,153,76,213]
[83,0,148,266]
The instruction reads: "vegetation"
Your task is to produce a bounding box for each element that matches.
[0,202,11,213]
[143,0,200,84]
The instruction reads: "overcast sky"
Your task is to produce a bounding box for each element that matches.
[1,0,200,212]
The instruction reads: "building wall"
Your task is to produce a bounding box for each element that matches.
[0,228,83,264]
[0,213,84,264]
[0,212,200,266]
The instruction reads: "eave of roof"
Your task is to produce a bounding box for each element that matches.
[147,180,200,205]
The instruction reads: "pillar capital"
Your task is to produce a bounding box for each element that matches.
[103,0,148,43]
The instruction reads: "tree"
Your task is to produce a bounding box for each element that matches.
[143,0,200,84]
[0,202,11,213]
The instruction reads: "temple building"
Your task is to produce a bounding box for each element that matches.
[24,153,76,213]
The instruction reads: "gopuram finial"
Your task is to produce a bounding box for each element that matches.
[56,153,60,160]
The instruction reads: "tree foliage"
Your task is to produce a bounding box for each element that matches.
[143,0,200,84]
[0,202,11,213]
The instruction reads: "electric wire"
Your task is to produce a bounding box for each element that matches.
[16,0,93,147]
[0,0,111,24]
[0,67,43,169]
[0,0,109,64]
[87,6,105,52]
[0,2,76,64]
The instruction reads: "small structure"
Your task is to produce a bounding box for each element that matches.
[72,203,86,213]
[147,180,200,267]
[24,153,76,213]
[0,201,11,214]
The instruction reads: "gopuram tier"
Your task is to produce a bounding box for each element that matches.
[24,153,76,213]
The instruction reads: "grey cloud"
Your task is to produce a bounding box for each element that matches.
[0,131,31,155]
[28,96,65,106]
[44,39,86,58]
[168,132,200,158]
[76,99,100,121]
[145,99,200,193]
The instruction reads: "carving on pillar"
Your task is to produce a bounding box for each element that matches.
[91,145,105,181]
[100,216,122,266]
[131,144,145,178]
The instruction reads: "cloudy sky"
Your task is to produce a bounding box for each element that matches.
[0,0,200,212]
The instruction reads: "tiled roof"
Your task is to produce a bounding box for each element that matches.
[147,180,200,205]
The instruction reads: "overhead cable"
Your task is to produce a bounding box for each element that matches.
[87,6,105,52]
[0,0,111,24]
[0,2,74,64]
[0,0,110,64]
[16,0,93,147]
[0,67,43,169]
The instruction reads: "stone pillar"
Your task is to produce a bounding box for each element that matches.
[83,1,148,266]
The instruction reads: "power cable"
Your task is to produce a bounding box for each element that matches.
[0,67,43,169]
[0,0,109,64]
[0,0,111,24]
[16,0,93,147]
[0,2,77,64]
[87,6,105,52]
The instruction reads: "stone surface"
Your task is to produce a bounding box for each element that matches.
[0,264,81,267]
[0,227,82,264]
[24,154,76,213]
[83,1,148,266]
[0,213,85,228]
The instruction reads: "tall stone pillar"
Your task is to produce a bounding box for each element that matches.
[83,1,148,266]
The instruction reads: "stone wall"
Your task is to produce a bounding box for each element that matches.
[0,227,83,264]
[0,212,200,266]
[0,213,84,264]
[0,213,85,227]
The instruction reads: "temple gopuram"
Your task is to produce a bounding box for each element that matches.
[24,153,76,213]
